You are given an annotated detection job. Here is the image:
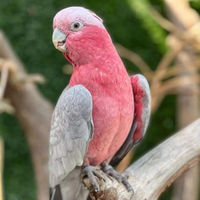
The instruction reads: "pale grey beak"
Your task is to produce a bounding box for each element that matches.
[52,28,67,52]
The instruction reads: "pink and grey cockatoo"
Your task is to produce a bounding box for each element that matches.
[49,6,150,200]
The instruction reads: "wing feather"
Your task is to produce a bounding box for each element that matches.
[49,85,93,188]
[110,74,150,166]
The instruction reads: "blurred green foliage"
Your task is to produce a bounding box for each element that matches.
[0,0,199,199]
[127,0,167,52]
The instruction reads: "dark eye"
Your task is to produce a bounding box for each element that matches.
[70,21,84,31]
[73,22,80,29]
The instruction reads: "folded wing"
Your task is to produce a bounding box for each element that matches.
[49,85,93,188]
[110,74,150,166]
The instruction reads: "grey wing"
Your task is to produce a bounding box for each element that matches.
[49,85,93,188]
[110,74,150,166]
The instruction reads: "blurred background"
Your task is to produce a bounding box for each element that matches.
[0,0,200,199]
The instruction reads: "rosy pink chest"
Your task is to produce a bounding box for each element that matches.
[70,64,134,165]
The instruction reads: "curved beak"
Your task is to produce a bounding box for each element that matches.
[52,28,67,52]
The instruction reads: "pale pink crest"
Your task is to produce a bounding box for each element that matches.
[53,6,105,33]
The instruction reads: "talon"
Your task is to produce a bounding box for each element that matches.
[121,176,134,194]
[101,162,134,195]
[80,165,104,192]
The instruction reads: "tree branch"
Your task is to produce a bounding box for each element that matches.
[0,30,53,200]
[164,1,200,200]
[0,138,4,200]
[115,43,152,76]
[0,63,9,100]
[83,119,200,200]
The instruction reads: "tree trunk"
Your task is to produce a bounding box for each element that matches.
[0,30,53,200]
[165,1,200,200]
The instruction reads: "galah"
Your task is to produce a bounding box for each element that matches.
[49,6,150,200]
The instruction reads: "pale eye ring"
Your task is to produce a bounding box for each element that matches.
[70,21,84,31]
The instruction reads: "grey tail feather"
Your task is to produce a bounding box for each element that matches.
[87,196,92,200]
[51,168,88,200]
[50,185,62,200]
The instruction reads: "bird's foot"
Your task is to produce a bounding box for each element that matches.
[101,162,134,194]
[80,165,105,192]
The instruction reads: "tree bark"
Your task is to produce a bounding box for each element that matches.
[0,138,3,200]
[172,52,200,200]
[0,30,53,200]
[165,1,200,200]
[83,119,200,200]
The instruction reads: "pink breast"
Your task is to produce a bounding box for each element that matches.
[69,64,134,166]
[85,83,134,166]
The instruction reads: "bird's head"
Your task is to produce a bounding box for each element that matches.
[52,7,114,66]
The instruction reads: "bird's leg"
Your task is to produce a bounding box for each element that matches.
[80,165,105,192]
[101,161,134,194]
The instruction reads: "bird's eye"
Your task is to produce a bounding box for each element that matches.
[74,22,80,29]
[70,21,84,31]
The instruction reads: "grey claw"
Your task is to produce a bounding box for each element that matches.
[93,170,106,182]
[121,176,134,194]
[81,165,104,192]
[101,162,134,194]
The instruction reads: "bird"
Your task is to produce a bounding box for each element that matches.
[49,6,150,200]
